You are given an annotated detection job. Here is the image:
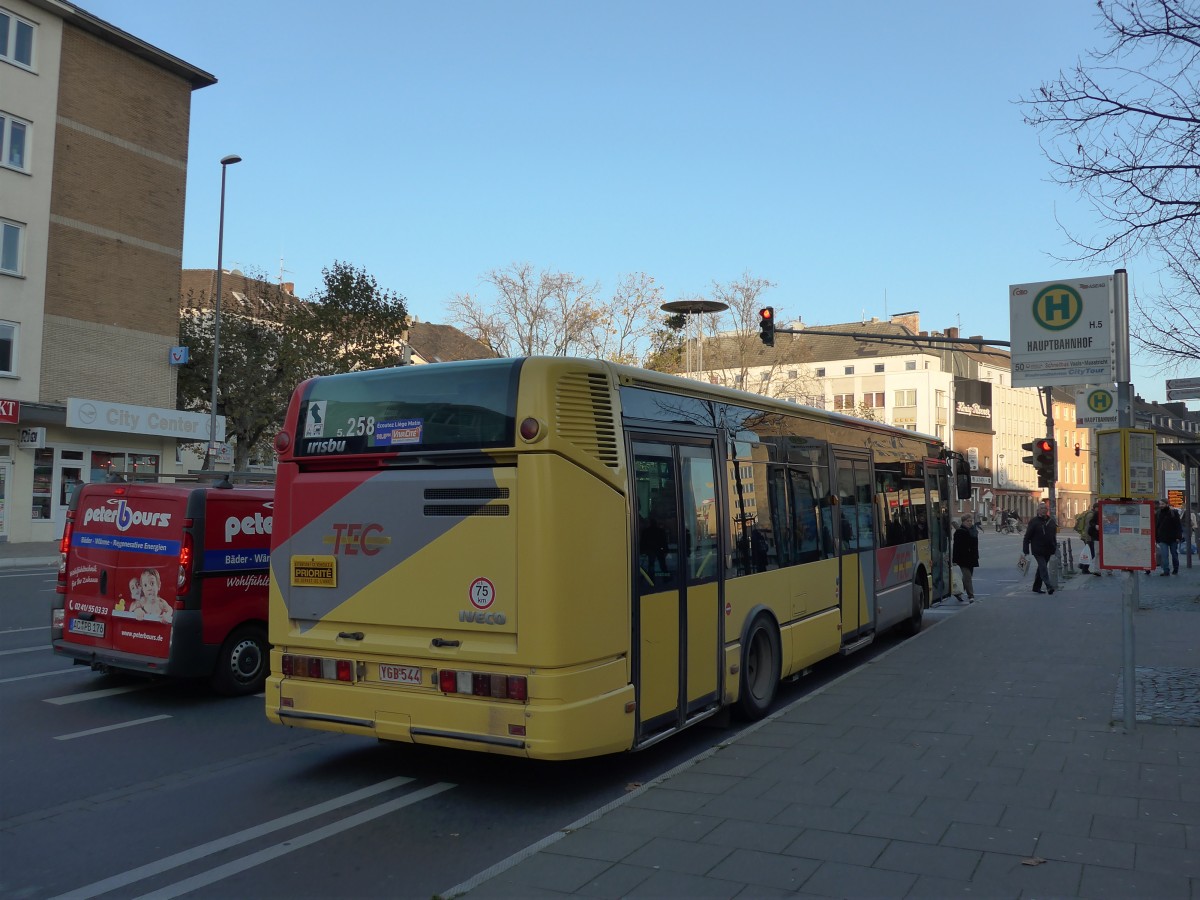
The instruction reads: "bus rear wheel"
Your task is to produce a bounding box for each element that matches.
[211,625,268,696]
[737,615,780,720]
[898,579,927,637]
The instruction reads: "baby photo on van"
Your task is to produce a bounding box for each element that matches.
[128,568,172,623]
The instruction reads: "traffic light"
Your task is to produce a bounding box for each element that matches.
[758,307,775,347]
[1022,437,1057,487]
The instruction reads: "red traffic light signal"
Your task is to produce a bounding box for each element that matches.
[758,307,775,347]
[1021,437,1057,485]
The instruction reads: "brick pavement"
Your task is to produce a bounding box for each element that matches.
[448,563,1200,899]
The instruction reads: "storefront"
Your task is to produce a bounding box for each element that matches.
[0,397,222,544]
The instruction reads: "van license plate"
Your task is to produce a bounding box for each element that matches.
[379,664,422,685]
[69,618,105,637]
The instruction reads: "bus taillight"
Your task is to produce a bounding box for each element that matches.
[438,669,527,701]
[281,653,355,682]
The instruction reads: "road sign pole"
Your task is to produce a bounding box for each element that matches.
[1113,268,1136,732]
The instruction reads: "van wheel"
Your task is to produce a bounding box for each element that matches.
[736,615,780,720]
[898,579,927,637]
[211,625,268,696]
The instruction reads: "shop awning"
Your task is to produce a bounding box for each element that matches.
[1158,441,1200,470]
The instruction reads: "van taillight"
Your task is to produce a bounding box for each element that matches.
[438,669,527,702]
[178,532,194,594]
[57,515,74,593]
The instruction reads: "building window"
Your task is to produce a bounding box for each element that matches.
[0,8,35,67]
[833,393,854,410]
[0,320,14,374]
[905,360,916,370]
[787,369,797,379]
[844,365,854,375]
[862,392,885,408]
[895,389,916,406]
[874,363,884,372]
[734,374,744,388]
[0,111,28,171]
[815,367,825,377]
[0,219,22,275]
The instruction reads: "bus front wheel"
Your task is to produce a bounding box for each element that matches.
[737,615,780,720]
[211,625,269,696]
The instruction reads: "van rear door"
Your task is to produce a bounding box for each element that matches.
[63,486,185,662]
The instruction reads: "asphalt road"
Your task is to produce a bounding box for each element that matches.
[0,542,1027,899]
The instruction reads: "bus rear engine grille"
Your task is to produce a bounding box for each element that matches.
[424,488,510,500]
[424,504,510,517]
[556,371,619,468]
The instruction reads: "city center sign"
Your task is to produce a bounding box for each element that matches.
[66,398,225,442]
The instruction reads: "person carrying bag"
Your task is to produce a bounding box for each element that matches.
[952,513,980,602]
[1022,501,1058,594]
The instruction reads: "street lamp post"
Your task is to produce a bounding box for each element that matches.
[204,154,242,470]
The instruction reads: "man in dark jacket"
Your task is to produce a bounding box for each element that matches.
[1155,502,1182,575]
[953,513,980,601]
[1022,501,1058,594]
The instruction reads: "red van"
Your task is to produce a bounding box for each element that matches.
[51,479,273,695]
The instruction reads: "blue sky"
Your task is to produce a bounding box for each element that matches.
[82,0,1194,403]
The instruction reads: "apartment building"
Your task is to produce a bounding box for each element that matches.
[0,0,214,543]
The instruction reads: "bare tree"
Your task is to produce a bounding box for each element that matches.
[851,400,880,422]
[1021,0,1200,369]
[589,272,664,364]
[447,263,602,358]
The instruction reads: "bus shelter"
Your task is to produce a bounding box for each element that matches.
[1158,441,1200,569]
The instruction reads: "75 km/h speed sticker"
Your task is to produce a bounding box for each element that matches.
[469,577,495,609]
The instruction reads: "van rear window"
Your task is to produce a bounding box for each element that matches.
[295,359,521,456]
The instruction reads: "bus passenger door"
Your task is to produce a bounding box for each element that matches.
[834,452,876,635]
[925,462,950,600]
[631,440,721,743]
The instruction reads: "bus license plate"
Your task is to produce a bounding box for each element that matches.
[379,664,422,685]
[69,618,105,638]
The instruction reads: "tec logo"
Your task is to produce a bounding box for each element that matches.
[1087,390,1114,414]
[1031,284,1083,332]
[322,523,391,555]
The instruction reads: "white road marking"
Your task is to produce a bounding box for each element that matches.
[133,783,457,900]
[54,714,171,740]
[0,668,86,684]
[1,625,51,633]
[46,684,152,704]
[0,645,48,656]
[48,776,439,900]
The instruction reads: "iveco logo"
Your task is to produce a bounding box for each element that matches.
[458,610,507,625]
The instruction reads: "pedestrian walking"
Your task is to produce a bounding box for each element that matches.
[1085,501,1101,575]
[953,513,980,602]
[1022,501,1058,594]
[1155,501,1182,575]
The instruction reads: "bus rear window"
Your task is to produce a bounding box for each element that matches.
[295,359,521,456]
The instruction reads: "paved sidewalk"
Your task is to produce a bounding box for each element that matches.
[449,565,1200,899]
[0,540,58,570]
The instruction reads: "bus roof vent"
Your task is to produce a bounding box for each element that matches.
[556,371,619,468]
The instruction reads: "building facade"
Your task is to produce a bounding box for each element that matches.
[0,0,214,543]
[694,312,1085,525]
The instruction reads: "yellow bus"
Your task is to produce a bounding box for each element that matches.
[266,356,970,759]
